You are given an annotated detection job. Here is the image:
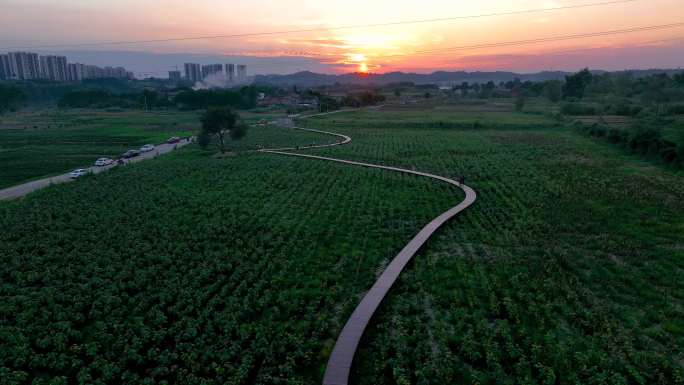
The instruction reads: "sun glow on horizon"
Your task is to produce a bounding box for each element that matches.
[348,52,369,73]
[2,0,682,74]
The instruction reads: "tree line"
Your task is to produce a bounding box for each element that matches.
[54,86,261,110]
[0,84,24,114]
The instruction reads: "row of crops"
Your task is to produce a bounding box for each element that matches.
[0,140,462,384]
[303,111,684,384]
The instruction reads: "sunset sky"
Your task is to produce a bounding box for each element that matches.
[2,0,683,75]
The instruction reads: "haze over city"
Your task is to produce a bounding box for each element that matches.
[2,0,684,76]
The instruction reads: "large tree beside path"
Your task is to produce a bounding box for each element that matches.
[198,107,248,153]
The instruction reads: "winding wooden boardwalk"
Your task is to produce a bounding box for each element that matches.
[261,114,476,385]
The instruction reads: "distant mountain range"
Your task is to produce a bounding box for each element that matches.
[254,69,683,87]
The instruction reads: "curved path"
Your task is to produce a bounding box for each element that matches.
[260,113,476,385]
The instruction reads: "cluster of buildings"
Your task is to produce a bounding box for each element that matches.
[0,51,133,82]
[170,63,247,83]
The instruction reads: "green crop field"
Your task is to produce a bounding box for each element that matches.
[302,109,684,384]
[0,142,458,385]
[1,106,683,384]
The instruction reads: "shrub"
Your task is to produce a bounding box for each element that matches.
[627,125,662,154]
[589,124,607,138]
[676,131,684,166]
[605,102,642,116]
[515,96,525,112]
[197,131,212,149]
[607,128,627,144]
[561,103,597,115]
[667,104,684,115]
[659,141,678,163]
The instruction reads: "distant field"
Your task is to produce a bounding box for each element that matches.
[383,97,560,114]
[323,102,560,130]
[1,105,682,384]
[0,109,292,189]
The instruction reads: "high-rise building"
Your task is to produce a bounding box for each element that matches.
[0,54,11,79]
[168,71,181,81]
[237,65,247,81]
[102,66,127,78]
[8,52,41,80]
[40,55,68,81]
[0,51,132,82]
[39,56,49,79]
[226,64,235,82]
[66,63,86,81]
[202,64,223,79]
[184,63,201,82]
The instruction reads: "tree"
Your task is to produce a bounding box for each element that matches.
[460,82,469,96]
[628,124,662,154]
[479,81,496,99]
[674,71,684,86]
[640,74,675,115]
[358,91,385,106]
[140,89,159,111]
[0,84,25,114]
[318,96,339,112]
[515,94,526,112]
[676,131,684,166]
[198,107,247,153]
[563,68,593,99]
[505,78,522,91]
[543,81,563,103]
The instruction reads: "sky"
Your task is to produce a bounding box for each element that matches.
[1,0,683,76]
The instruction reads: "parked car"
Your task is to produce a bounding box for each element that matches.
[69,169,88,178]
[94,158,114,167]
[140,144,155,152]
[166,137,181,144]
[122,149,141,159]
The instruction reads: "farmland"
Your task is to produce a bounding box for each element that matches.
[0,138,459,384]
[0,108,322,190]
[1,103,683,384]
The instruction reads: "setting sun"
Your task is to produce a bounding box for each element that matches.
[358,62,369,73]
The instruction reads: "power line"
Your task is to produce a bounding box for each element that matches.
[371,22,684,59]
[0,0,638,50]
[404,36,684,58]
[190,23,684,60]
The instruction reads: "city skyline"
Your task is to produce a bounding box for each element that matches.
[0,51,133,81]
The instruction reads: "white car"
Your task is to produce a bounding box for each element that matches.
[69,169,88,179]
[140,144,155,153]
[94,158,114,167]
